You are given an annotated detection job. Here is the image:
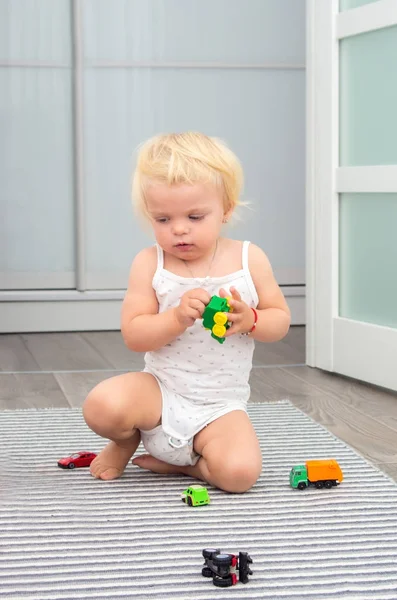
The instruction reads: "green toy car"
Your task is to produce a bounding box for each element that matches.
[202,295,232,344]
[181,485,211,506]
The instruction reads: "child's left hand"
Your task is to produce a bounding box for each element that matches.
[219,287,255,337]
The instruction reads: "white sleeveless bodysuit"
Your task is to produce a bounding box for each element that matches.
[139,240,259,466]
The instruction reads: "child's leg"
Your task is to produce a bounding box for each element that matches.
[82,372,162,480]
[133,410,262,493]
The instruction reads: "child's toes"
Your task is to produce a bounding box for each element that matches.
[132,454,181,474]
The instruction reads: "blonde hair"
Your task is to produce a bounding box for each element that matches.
[132,132,244,218]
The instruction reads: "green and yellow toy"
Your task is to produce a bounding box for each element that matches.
[202,295,233,344]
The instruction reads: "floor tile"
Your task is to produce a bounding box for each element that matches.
[81,331,144,370]
[55,371,126,408]
[376,463,397,482]
[253,326,305,366]
[291,395,397,465]
[0,334,40,372]
[285,366,397,431]
[20,332,110,371]
[0,373,69,409]
[249,366,318,402]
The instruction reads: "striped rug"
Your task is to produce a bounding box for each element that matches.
[1,402,397,600]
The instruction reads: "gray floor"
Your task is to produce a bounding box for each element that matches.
[1,326,396,482]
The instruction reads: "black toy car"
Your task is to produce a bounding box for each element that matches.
[201,548,253,587]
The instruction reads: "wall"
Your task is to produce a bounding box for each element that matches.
[0,0,306,331]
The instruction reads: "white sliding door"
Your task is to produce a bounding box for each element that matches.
[0,0,75,290]
[0,0,306,332]
[307,0,397,390]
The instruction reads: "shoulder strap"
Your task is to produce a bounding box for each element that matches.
[241,240,259,307]
[156,243,164,270]
[242,240,250,271]
[151,243,164,289]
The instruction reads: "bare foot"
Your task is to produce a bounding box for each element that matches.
[90,435,139,480]
[132,454,184,475]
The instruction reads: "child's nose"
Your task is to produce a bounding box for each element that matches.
[172,221,189,235]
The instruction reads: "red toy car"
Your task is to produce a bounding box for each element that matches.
[57,451,97,469]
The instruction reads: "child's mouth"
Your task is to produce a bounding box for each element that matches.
[175,243,193,251]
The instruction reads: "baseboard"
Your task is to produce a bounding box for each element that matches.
[0,287,305,332]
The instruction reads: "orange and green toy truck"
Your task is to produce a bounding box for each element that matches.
[202,295,232,344]
[289,459,343,490]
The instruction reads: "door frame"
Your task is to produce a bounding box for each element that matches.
[306,0,397,389]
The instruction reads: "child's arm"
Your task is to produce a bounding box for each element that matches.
[249,244,291,342]
[121,247,183,352]
[220,244,291,343]
[121,247,210,352]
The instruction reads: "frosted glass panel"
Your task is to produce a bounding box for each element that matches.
[0,0,71,63]
[340,0,379,10]
[340,25,397,166]
[84,68,305,288]
[0,69,75,289]
[339,194,397,328]
[83,0,305,64]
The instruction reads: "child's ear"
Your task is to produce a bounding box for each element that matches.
[223,208,233,224]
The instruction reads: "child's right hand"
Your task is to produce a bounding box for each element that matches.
[174,288,211,328]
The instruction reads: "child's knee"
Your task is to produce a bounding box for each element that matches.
[83,382,127,436]
[208,452,262,493]
[226,460,261,492]
[83,385,107,429]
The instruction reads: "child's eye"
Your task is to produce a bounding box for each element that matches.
[189,215,204,221]
[156,217,168,223]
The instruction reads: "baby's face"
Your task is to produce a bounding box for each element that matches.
[145,182,228,262]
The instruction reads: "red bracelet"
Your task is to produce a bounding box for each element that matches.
[242,307,258,336]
